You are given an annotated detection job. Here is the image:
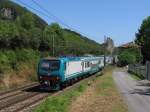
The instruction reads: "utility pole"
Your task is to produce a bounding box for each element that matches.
[104,35,107,67]
[52,34,55,57]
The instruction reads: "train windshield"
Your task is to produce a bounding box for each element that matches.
[40,60,60,71]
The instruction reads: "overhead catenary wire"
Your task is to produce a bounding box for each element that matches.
[31,0,93,38]
[16,0,93,38]
[31,0,75,31]
[16,0,55,21]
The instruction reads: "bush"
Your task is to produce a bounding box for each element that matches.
[4,50,17,70]
[118,51,136,66]
[15,49,40,62]
[0,49,40,73]
[0,51,10,73]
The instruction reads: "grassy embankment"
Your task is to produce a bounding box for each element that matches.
[128,70,145,81]
[129,73,144,80]
[116,66,144,81]
[34,66,127,112]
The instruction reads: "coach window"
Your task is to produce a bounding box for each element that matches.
[99,60,101,64]
[81,62,84,69]
[86,62,88,68]
[64,62,66,70]
[87,62,89,67]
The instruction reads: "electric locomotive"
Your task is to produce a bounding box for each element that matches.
[37,56,104,90]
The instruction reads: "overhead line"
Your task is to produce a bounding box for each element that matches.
[30,0,93,38]
[16,0,94,39]
[16,0,58,22]
[31,0,74,30]
[32,0,90,36]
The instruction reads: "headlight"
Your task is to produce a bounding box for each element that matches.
[39,76,42,79]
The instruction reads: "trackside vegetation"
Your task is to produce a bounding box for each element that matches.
[117,47,142,66]
[34,78,89,112]
[34,67,127,112]
[118,51,136,66]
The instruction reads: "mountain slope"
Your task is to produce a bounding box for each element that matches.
[0,0,103,55]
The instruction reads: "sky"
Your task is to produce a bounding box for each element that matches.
[12,0,150,46]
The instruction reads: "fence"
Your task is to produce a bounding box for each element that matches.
[146,61,150,80]
[128,64,146,78]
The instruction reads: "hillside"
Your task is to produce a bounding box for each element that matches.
[0,0,102,55]
[0,0,103,90]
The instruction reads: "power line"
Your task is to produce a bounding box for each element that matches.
[17,0,93,38]
[31,0,74,30]
[16,0,55,21]
[31,0,88,36]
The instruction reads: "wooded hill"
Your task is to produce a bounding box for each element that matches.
[0,0,103,56]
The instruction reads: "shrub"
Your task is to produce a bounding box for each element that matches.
[118,51,136,66]
[0,49,40,73]
[4,50,17,70]
[15,49,40,62]
[0,51,10,73]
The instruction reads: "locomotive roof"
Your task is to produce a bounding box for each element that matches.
[42,56,104,61]
[42,57,59,60]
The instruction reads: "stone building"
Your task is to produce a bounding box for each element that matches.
[106,37,114,54]
[0,8,14,19]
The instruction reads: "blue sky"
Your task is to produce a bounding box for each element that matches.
[12,0,150,46]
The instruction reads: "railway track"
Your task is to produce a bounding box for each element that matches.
[0,72,101,112]
[0,82,39,97]
[0,83,40,112]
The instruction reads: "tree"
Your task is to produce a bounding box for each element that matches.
[41,23,65,55]
[135,16,150,62]
[0,20,19,48]
[29,28,42,49]
[118,51,136,66]
[20,12,34,29]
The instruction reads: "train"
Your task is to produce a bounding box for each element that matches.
[37,56,113,90]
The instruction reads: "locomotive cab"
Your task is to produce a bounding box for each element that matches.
[38,57,63,90]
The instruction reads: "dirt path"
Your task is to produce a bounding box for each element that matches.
[113,71,150,112]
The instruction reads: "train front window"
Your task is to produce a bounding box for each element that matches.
[41,60,60,71]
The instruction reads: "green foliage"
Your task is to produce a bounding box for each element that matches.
[118,47,142,63]
[135,16,150,62]
[20,12,34,29]
[63,29,103,55]
[34,82,88,112]
[118,51,136,66]
[0,20,19,48]
[0,52,10,73]
[0,49,40,73]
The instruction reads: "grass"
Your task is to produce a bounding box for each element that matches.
[95,66,127,112]
[34,77,92,112]
[128,71,145,81]
[130,74,142,80]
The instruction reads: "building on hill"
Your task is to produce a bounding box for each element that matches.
[105,37,114,54]
[0,8,14,19]
[119,42,139,48]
